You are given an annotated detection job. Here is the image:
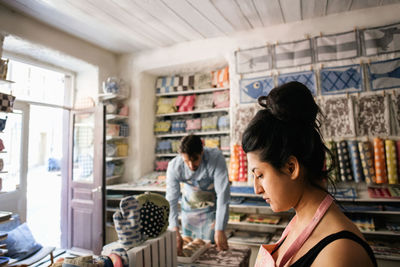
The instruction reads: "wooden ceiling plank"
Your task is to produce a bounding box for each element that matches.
[235,0,264,28]
[133,0,203,41]
[326,0,353,14]
[253,0,284,26]
[280,0,302,23]
[114,0,188,43]
[3,0,139,53]
[68,0,157,50]
[162,0,223,38]
[187,0,235,34]
[211,0,252,31]
[92,0,176,47]
[351,0,381,10]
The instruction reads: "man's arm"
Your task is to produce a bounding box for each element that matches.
[213,152,230,232]
[166,162,181,229]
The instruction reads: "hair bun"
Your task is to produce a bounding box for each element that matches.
[258,81,318,125]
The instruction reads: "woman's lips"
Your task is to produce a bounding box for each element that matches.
[264,197,271,203]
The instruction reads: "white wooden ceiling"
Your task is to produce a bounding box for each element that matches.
[1,0,400,54]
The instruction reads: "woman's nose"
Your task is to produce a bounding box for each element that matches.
[254,179,264,194]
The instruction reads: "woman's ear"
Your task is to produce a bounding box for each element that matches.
[286,156,300,180]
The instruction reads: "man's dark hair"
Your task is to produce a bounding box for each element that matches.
[179,134,203,159]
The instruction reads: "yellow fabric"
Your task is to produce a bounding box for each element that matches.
[385,139,398,184]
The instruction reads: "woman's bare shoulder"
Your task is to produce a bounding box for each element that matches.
[311,237,374,267]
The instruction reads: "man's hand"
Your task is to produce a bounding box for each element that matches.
[173,227,183,256]
[214,230,229,251]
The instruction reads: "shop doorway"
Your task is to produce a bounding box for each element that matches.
[27,104,64,247]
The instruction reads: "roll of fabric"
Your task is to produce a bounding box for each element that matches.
[325,140,340,182]
[347,140,364,183]
[385,139,398,184]
[358,141,376,184]
[397,141,400,179]
[229,144,240,182]
[373,137,387,184]
[337,140,353,181]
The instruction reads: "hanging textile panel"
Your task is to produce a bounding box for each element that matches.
[368,58,400,91]
[277,70,317,95]
[318,96,356,138]
[274,39,313,69]
[315,31,359,62]
[239,76,274,104]
[362,22,400,56]
[320,64,363,95]
[232,104,259,144]
[354,93,390,136]
[235,45,272,74]
[391,92,400,135]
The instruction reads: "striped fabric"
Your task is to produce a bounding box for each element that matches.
[347,140,364,183]
[358,141,376,184]
[236,45,272,74]
[337,140,353,182]
[385,139,398,184]
[274,39,313,69]
[315,31,359,62]
[113,196,143,249]
[362,22,400,56]
[373,137,387,184]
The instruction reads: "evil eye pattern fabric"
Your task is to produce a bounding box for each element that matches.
[236,45,272,74]
[362,22,400,56]
[318,96,356,138]
[326,140,340,182]
[315,31,359,62]
[368,58,400,90]
[385,139,398,184]
[277,71,317,95]
[274,39,313,69]
[355,93,390,136]
[337,141,353,182]
[320,64,363,95]
[156,75,195,94]
[347,140,364,183]
[239,76,274,104]
[113,196,142,249]
[358,141,376,184]
[373,138,387,184]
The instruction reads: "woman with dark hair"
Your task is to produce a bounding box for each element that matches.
[242,82,376,267]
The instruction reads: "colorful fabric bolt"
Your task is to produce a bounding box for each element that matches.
[385,139,398,184]
[229,144,240,182]
[373,138,387,184]
[325,141,340,182]
[347,140,364,183]
[211,66,229,88]
[238,145,248,182]
[337,140,353,181]
[358,141,376,184]
[397,141,400,178]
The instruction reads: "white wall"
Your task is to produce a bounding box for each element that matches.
[0,5,118,220]
[119,3,400,181]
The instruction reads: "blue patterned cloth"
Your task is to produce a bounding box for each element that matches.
[277,71,317,95]
[240,76,274,103]
[368,57,400,90]
[320,65,363,95]
[171,120,186,133]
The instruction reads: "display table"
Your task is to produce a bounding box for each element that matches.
[179,245,251,267]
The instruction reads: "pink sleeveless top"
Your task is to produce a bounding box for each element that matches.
[254,195,333,267]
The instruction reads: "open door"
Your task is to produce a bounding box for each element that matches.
[64,105,104,254]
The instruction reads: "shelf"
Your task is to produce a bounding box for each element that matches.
[375,254,400,261]
[106,156,128,162]
[0,171,7,174]
[0,79,15,85]
[106,175,122,181]
[106,136,128,141]
[156,87,229,97]
[156,107,229,117]
[106,114,128,121]
[156,151,230,157]
[361,230,400,237]
[0,151,7,153]
[106,207,119,212]
[107,183,166,193]
[98,93,127,101]
[343,210,400,215]
[155,130,230,138]
[228,220,288,230]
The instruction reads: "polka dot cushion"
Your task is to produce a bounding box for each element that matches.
[136,192,170,240]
